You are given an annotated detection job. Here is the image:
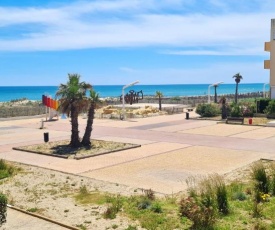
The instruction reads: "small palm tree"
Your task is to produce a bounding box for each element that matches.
[156,91,163,111]
[81,90,100,146]
[233,73,243,103]
[56,73,92,147]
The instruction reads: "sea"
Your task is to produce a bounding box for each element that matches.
[0,83,270,102]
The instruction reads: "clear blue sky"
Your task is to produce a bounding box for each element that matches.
[0,0,273,86]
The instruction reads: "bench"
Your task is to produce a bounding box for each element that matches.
[226,117,244,124]
[186,108,193,112]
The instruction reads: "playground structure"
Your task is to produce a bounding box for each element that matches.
[120,90,143,105]
[42,95,59,120]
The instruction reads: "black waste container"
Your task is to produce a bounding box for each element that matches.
[44,132,49,143]
[186,112,189,120]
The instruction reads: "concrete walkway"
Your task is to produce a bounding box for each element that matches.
[1,112,275,227]
[1,113,275,193]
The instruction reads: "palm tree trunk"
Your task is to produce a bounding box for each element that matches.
[70,104,81,147]
[158,96,162,111]
[81,102,95,146]
[235,83,239,103]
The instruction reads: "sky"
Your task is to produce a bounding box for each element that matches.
[0,0,274,86]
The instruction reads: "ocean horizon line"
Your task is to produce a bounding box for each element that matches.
[0,83,270,102]
[0,82,268,87]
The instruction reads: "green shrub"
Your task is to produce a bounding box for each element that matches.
[268,162,275,196]
[239,101,256,117]
[179,196,216,229]
[171,96,181,101]
[0,159,15,179]
[264,100,275,115]
[252,186,263,218]
[139,212,167,230]
[212,174,229,215]
[27,207,38,213]
[230,103,242,117]
[124,225,138,230]
[79,185,89,195]
[0,160,7,171]
[196,103,220,117]
[257,99,271,113]
[184,174,230,228]
[229,101,257,117]
[231,191,247,201]
[250,162,269,218]
[251,162,269,194]
[133,190,156,211]
[137,199,151,210]
[0,194,7,226]
[150,202,162,213]
[143,189,155,200]
[216,184,229,214]
[103,195,123,219]
[253,220,268,230]
[228,181,247,201]
[103,206,117,219]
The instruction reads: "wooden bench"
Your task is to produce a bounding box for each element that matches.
[226,117,244,124]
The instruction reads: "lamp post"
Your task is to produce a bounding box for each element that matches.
[263,83,269,98]
[208,81,224,104]
[122,80,139,120]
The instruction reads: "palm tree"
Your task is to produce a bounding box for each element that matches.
[233,73,243,103]
[56,74,92,147]
[156,91,163,111]
[81,90,100,146]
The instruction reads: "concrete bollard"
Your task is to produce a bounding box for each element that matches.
[44,132,49,143]
[40,119,44,129]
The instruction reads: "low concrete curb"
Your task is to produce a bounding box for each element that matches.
[0,114,45,121]
[7,205,79,230]
[74,144,141,160]
[13,143,141,160]
[12,147,69,159]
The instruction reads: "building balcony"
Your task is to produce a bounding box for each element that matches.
[264,60,270,69]
[265,42,271,51]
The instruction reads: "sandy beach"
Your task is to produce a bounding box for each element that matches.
[1,163,145,230]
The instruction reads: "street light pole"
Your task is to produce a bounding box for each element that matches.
[122,80,139,120]
[214,85,218,103]
[208,84,212,104]
[208,81,224,104]
[263,83,269,98]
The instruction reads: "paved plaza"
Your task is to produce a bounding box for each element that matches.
[1,111,275,228]
[1,112,275,193]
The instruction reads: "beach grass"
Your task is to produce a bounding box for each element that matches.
[71,165,275,230]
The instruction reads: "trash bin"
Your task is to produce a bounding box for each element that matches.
[44,132,49,143]
[249,118,252,125]
[186,112,189,120]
